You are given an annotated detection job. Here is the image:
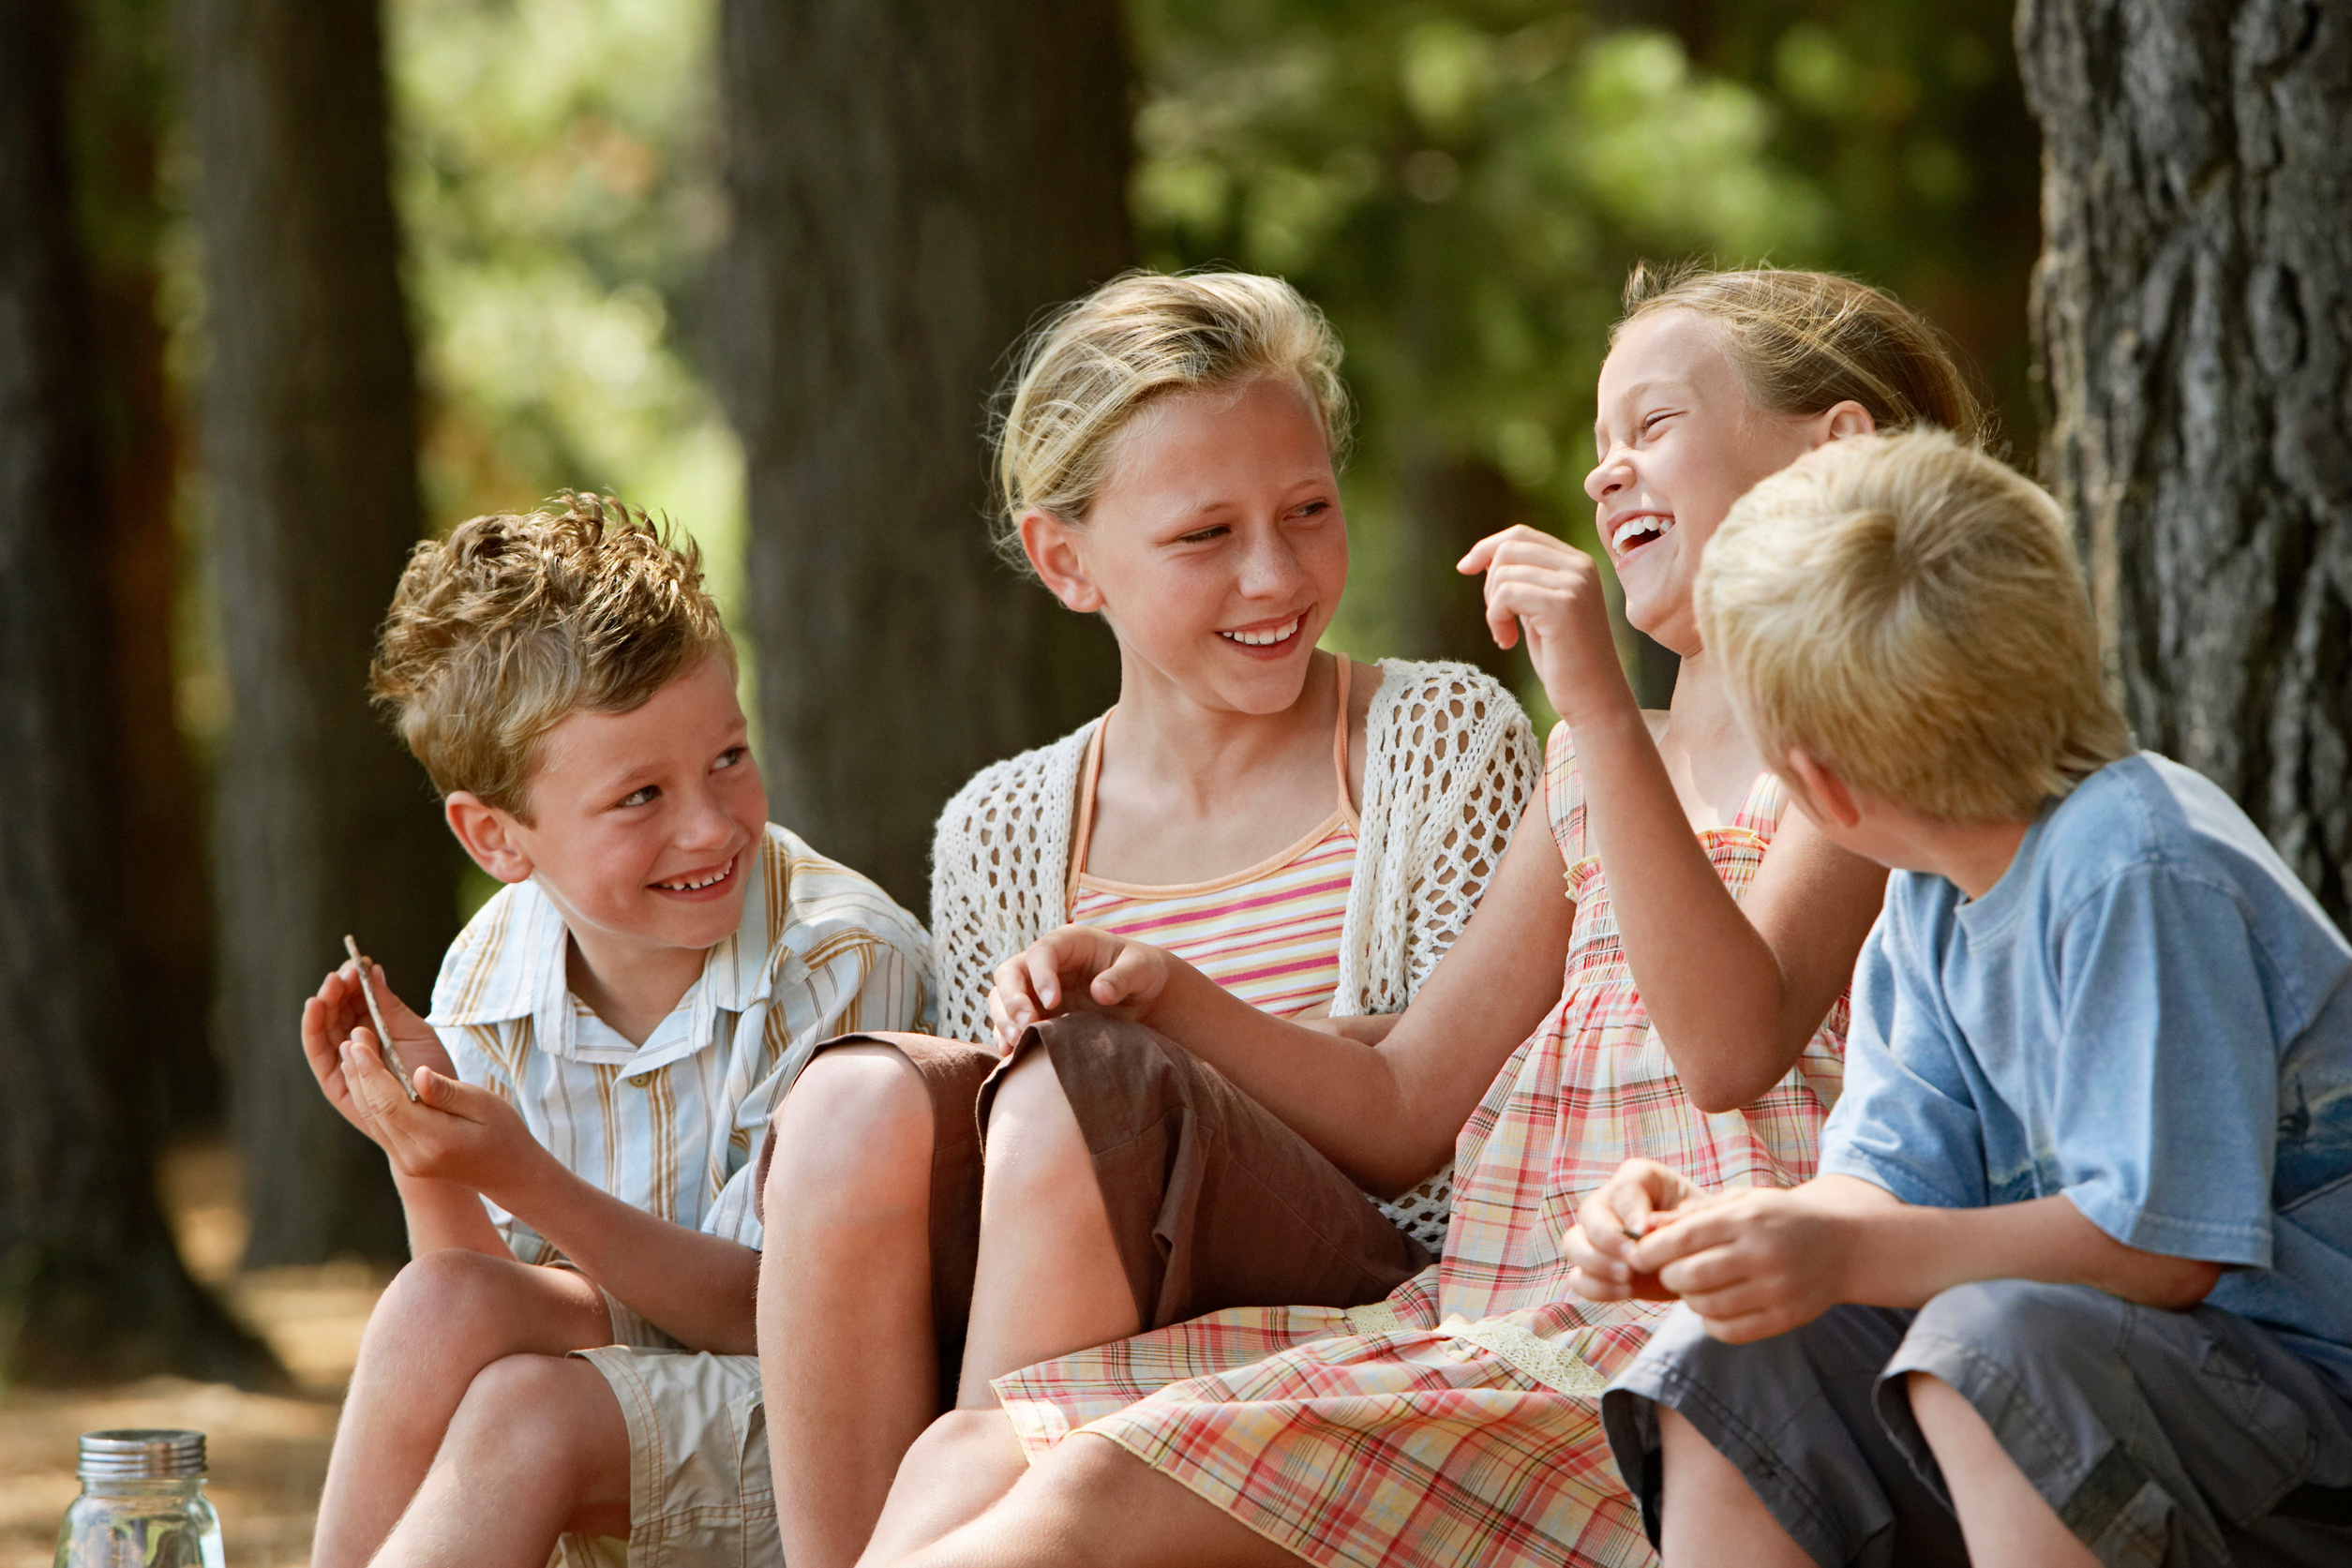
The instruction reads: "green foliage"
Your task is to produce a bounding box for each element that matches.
[1128,0,2035,702]
[371,0,2035,728]
[386,0,746,628]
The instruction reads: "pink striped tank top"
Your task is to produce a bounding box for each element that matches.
[1067,656,1360,1019]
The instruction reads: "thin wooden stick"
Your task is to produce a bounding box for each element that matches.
[342,934,421,1102]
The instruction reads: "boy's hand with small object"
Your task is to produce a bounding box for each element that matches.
[301,960,457,1140]
[1566,1157,1708,1304]
[1616,1183,1866,1344]
[336,1033,548,1202]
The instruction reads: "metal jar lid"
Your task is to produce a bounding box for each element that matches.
[77,1430,206,1481]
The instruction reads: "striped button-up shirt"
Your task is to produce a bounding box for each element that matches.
[427,823,930,1259]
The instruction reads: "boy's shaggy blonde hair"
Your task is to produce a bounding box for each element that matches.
[992,269,1351,571]
[371,494,730,818]
[1696,429,2131,824]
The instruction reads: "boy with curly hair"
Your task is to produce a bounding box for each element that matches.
[299,495,929,1568]
[1573,432,2352,1567]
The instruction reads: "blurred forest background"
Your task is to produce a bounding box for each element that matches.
[2,0,2344,1442]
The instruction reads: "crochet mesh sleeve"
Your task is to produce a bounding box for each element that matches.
[1388,666,1540,1001]
[1352,662,1542,1249]
[927,729,1088,1045]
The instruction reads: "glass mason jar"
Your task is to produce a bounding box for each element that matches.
[53,1430,224,1568]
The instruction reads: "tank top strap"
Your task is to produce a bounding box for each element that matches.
[1067,717,1109,916]
[1066,653,1356,915]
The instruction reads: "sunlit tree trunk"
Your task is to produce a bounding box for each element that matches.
[0,0,279,1384]
[715,0,1130,913]
[183,0,453,1263]
[2021,0,2352,922]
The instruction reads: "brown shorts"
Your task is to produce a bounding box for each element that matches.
[986,1013,1431,1332]
[762,1019,1429,1393]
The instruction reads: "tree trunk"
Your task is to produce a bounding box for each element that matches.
[2020,0,2351,923]
[715,0,1130,914]
[79,0,223,1137]
[0,0,280,1386]
[183,0,453,1264]
[1396,452,1528,680]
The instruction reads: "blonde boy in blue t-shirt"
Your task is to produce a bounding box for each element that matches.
[1570,433,2352,1567]
[297,497,928,1568]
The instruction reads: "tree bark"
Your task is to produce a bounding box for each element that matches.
[183,0,453,1263]
[0,0,280,1386]
[79,0,223,1136]
[2020,0,2351,922]
[715,0,1131,914]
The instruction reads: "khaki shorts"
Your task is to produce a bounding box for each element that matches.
[556,1293,775,1568]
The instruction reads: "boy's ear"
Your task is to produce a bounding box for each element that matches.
[1782,747,1865,831]
[445,791,534,885]
[1018,509,1103,614]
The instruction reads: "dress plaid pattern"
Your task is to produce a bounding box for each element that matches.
[994,723,1849,1567]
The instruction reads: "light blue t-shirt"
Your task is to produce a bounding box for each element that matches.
[1821,753,2352,1377]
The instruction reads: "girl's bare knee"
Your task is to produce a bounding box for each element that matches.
[980,1053,1090,1195]
[767,1045,936,1219]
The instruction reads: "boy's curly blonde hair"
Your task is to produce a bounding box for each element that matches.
[371,494,730,818]
[1697,429,2131,824]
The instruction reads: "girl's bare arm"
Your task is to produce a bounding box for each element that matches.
[1574,708,1888,1112]
[1463,524,1885,1114]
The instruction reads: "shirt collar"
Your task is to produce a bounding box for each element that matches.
[430,828,799,1072]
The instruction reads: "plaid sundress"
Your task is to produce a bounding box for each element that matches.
[993,722,1850,1567]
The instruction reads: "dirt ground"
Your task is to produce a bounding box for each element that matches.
[0,1144,392,1568]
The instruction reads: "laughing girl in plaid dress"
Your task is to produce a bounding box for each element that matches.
[859,268,1993,1568]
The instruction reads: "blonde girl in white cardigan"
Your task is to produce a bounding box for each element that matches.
[754,272,1540,1568]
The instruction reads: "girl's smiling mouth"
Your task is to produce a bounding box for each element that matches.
[1609,512,1674,559]
[651,853,738,896]
[1218,611,1308,652]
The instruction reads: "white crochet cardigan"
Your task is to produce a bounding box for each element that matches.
[927,659,1541,1246]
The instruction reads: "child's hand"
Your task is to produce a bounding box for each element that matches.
[1622,1185,1854,1344]
[1457,526,1638,727]
[987,925,1178,1052]
[1565,1157,1705,1302]
[300,960,457,1139]
[336,1035,543,1197]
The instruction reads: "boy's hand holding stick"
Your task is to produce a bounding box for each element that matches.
[300,948,459,1133]
[332,1026,542,1197]
[342,935,421,1102]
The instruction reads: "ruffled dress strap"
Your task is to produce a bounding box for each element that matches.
[1541,721,1589,877]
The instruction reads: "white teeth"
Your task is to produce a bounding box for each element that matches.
[1613,516,1670,552]
[657,860,730,891]
[1221,615,1302,647]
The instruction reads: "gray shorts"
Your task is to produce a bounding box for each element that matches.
[1600,1281,2352,1568]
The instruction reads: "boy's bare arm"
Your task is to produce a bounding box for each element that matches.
[1571,1165,2222,1343]
[339,1040,757,1352]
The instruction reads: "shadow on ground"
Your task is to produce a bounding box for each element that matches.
[0,1144,392,1568]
